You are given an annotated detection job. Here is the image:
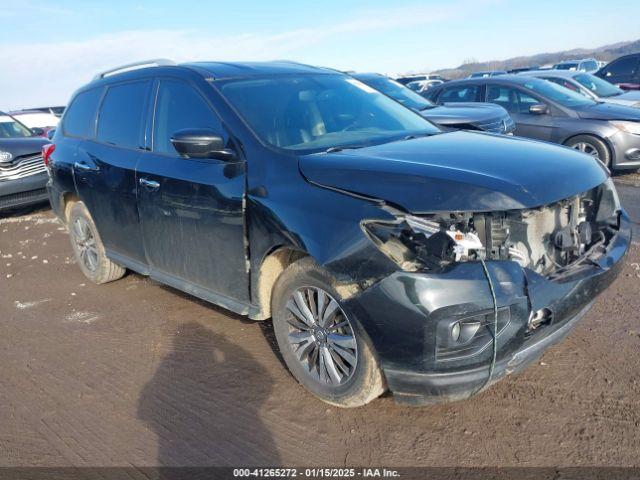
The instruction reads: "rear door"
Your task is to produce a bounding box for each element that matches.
[74,80,151,266]
[485,84,553,141]
[136,78,249,308]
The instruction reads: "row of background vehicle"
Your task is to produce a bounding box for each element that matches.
[1,51,639,214]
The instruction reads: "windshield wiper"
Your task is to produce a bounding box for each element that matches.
[322,145,364,154]
[402,132,435,141]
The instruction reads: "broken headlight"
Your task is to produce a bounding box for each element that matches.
[361,213,485,271]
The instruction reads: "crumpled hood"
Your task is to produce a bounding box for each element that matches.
[299,131,608,213]
[0,137,49,158]
[421,102,508,125]
[575,101,640,120]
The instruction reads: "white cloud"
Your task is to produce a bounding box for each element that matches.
[0,0,497,109]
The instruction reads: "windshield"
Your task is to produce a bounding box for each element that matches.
[573,73,624,98]
[358,76,434,111]
[523,79,596,108]
[219,74,439,153]
[0,115,33,138]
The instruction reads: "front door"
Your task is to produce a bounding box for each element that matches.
[486,84,553,141]
[136,78,249,308]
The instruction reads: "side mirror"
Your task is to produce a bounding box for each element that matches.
[170,128,236,161]
[31,127,45,137]
[46,128,56,140]
[529,104,549,115]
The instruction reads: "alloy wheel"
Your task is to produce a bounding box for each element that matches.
[572,142,600,158]
[285,287,358,386]
[72,217,99,272]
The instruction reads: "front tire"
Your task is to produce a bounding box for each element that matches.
[565,135,611,168]
[271,257,385,407]
[68,202,126,284]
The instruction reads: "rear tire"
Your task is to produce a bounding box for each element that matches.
[271,257,385,407]
[565,135,611,168]
[67,202,126,284]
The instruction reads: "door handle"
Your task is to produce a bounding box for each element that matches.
[139,178,160,190]
[74,161,97,172]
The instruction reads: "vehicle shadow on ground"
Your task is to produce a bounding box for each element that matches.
[137,321,280,472]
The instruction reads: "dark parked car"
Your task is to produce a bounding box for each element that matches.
[352,73,515,134]
[48,60,629,407]
[425,75,640,169]
[507,66,539,74]
[596,53,640,91]
[0,112,50,211]
[468,70,507,78]
[520,70,640,107]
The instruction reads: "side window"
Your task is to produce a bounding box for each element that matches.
[62,88,102,138]
[97,81,150,149]
[486,85,517,112]
[487,86,541,114]
[606,57,638,76]
[153,80,222,156]
[439,85,479,103]
[515,90,542,113]
[583,61,598,71]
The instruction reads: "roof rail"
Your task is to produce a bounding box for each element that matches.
[92,59,176,81]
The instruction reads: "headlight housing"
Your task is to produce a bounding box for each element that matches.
[361,213,485,272]
[611,120,640,136]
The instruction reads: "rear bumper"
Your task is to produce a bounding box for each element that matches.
[348,213,631,406]
[0,172,49,210]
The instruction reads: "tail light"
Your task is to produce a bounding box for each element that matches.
[42,143,55,168]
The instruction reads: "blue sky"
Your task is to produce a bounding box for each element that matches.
[1,0,639,109]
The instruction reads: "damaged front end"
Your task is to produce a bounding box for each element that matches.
[350,178,629,405]
[361,179,622,280]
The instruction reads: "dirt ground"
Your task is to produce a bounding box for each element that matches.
[1,178,639,468]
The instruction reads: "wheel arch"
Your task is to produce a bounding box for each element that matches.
[252,245,309,320]
[61,191,81,222]
[561,132,614,160]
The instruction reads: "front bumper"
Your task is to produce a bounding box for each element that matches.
[0,171,49,211]
[347,212,631,405]
[610,130,640,170]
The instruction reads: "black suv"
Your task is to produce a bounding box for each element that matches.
[48,60,629,407]
[596,53,640,90]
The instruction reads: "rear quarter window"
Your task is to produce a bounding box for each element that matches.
[62,88,103,138]
[97,81,150,149]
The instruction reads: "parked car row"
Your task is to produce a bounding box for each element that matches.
[424,74,640,169]
[40,59,629,408]
[352,73,515,134]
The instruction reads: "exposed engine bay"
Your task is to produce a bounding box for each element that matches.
[361,179,622,279]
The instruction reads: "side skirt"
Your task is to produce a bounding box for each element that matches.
[106,249,254,317]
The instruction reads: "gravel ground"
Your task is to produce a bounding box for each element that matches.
[0,184,639,468]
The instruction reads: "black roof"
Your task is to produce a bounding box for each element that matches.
[182,61,333,79]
